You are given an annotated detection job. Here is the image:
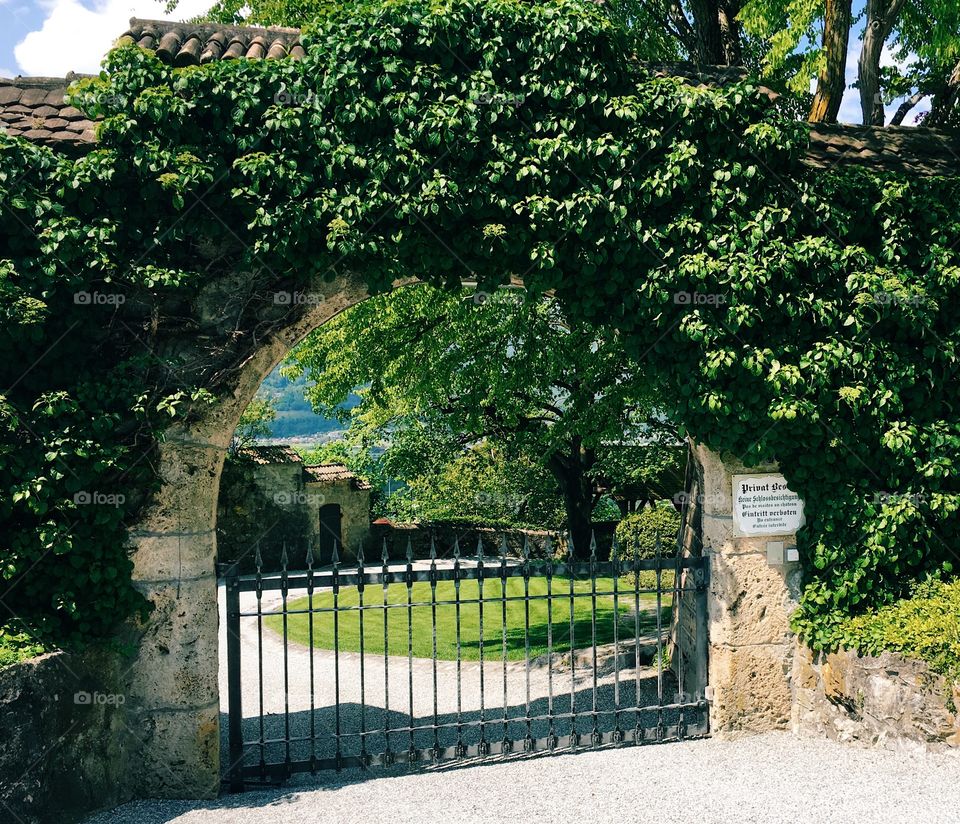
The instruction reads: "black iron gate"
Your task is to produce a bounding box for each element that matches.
[222,533,708,790]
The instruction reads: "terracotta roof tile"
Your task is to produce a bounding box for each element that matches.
[237,444,303,465]
[304,463,372,490]
[119,17,303,67]
[0,75,97,154]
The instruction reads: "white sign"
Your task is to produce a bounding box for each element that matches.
[732,474,805,536]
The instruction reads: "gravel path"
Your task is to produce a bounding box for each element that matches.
[83,732,960,824]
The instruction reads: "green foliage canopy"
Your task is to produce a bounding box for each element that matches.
[0,0,958,650]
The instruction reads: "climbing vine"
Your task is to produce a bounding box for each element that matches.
[1,0,958,649]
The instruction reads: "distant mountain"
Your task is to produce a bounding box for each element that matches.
[255,367,360,441]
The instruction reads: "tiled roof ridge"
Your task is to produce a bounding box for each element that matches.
[0,72,93,88]
[119,17,305,66]
[127,16,301,38]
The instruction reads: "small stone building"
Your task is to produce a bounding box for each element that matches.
[303,462,372,562]
[217,444,371,570]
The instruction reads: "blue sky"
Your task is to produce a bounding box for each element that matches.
[0,0,926,124]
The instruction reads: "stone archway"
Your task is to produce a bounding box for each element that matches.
[122,272,375,797]
[115,268,802,798]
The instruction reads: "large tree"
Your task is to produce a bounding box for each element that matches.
[284,286,680,555]
[738,0,960,124]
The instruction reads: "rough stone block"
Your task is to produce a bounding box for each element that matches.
[707,550,800,646]
[130,530,217,582]
[709,643,795,733]
[127,703,220,799]
[124,578,220,710]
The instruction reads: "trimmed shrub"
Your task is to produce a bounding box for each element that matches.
[837,578,960,684]
[615,504,682,560]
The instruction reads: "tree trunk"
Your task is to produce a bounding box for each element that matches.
[858,0,906,125]
[927,58,960,128]
[688,0,724,64]
[809,0,854,123]
[549,438,596,560]
[717,0,742,65]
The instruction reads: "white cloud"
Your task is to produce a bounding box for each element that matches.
[14,0,213,77]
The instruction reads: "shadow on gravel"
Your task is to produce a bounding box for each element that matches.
[220,670,707,793]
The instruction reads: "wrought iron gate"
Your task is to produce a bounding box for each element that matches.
[222,533,708,790]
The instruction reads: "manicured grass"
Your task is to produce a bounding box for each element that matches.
[266,576,671,661]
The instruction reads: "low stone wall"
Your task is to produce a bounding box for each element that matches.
[792,643,960,752]
[370,521,619,561]
[0,650,130,824]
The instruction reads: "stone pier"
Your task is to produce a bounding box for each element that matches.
[691,444,804,733]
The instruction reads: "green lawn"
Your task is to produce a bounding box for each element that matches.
[265,577,671,661]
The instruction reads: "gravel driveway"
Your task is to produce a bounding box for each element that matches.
[80,571,960,823]
[83,732,960,824]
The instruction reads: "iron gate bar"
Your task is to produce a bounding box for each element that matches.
[231,555,705,593]
[406,539,416,762]
[306,542,317,771]
[255,544,266,772]
[567,538,576,750]
[224,531,710,790]
[429,538,440,756]
[381,541,391,763]
[500,537,509,751]
[234,698,708,749]
[589,534,599,745]
[454,538,463,756]
[331,541,341,769]
[611,539,621,742]
[673,541,685,740]
[357,542,367,761]
[477,538,486,753]
[280,544,291,770]
[545,538,555,749]
[522,538,532,749]
[633,541,643,741]
[224,561,243,792]
[655,536,664,742]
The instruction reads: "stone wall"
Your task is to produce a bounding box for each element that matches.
[216,458,314,573]
[369,521,618,561]
[0,651,130,824]
[692,444,803,734]
[792,644,960,751]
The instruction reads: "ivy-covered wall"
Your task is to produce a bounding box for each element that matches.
[1,0,958,656]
